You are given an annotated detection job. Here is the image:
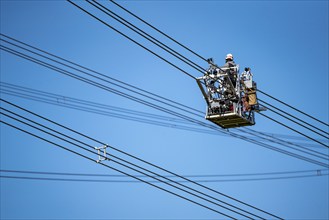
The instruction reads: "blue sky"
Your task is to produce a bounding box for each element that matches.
[1,0,328,219]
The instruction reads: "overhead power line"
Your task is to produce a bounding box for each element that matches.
[107,0,328,133]
[1,169,328,183]
[1,1,327,218]
[258,110,329,148]
[64,2,328,148]
[3,81,325,148]
[0,99,283,219]
[87,0,206,74]
[1,34,328,168]
[67,0,197,79]
[259,99,329,137]
[0,99,284,219]
[0,33,204,117]
[238,127,328,160]
[2,173,327,183]
[0,111,252,219]
[108,0,208,63]
[1,120,240,219]
[2,85,327,163]
[257,89,329,127]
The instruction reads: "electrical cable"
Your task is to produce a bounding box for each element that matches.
[237,127,328,161]
[0,85,194,125]
[1,1,326,217]
[0,112,254,220]
[108,0,329,135]
[259,99,329,137]
[0,45,214,130]
[260,103,329,146]
[0,120,240,219]
[2,83,327,152]
[257,89,329,127]
[4,82,324,147]
[258,104,329,148]
[0,33,204,116]
[0,98,319,219]
[2,81,317,145]
[0,89,229,137]
[67,1,328,133]
[4,34,320,148]
[0,37,204,119]
[241,127,328,158]
[1,105,279,220]
[63,2,329,149]
[1,169,328,183]
[1,36,204,119]
[2,173,328,183]
[3,33,326,151]
[1,34,326,170]
[108,0,209,63]
[88,0,206,74]
[1,41,328,169]
[257,111,328,148]
[0,99,284,219]
[2,87,327,167]
[67,0,197,80]
[1,43,328,168]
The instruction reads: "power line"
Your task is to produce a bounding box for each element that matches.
[1,2,324,218]
[2,84,327,167]
[0,44,224,135]
[1,39,328,168]
[66,0,197,80]
[0,89,202,129]
[257,109,329,148]
[1,34,327,164]
[1,102,284,219]
[238,127,328,161]
[241,127,328,158]
[3,41,328,169]
[0,99,284,219]
[0,120,239,219]
[0,33,204,116]
[0,34,204,119]
[66,1,328,144]
[108,0,208,63]
[1,113,252,219]
[64,2,329,148]
[259,99,329,137]
[2,84,327,159]
[107,0,328,132]
[87,0,206,74]
[257,89,329,127]
[4,81,325,148]
[1,169,328,183]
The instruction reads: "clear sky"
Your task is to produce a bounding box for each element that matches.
[1,0,328,219]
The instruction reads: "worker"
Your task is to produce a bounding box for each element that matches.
[223,53,237,88]
[241,67,253,89]
[241,67,258,109]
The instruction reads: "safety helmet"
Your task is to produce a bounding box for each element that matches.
[225,53,233,60]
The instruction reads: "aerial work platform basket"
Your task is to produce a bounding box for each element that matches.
[206,110,255,129]
[197,61,263,129]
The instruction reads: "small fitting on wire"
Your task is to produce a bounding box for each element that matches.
[94,144,108,163]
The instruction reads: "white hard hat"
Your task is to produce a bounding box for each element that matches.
[225,53,233,60]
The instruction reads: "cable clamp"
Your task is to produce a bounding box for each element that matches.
[95,144,108,163]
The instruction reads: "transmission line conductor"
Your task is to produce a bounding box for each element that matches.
[95,144,109,163]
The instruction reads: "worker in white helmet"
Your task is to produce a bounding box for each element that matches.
[225,53,234,62]
[223,53,237,87]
